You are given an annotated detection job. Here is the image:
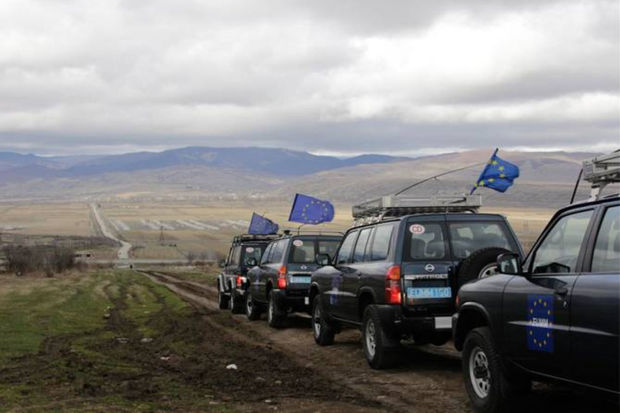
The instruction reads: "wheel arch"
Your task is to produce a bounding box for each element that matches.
[309,282,320,305]
[358,287,377,320]
[454,303,493,351]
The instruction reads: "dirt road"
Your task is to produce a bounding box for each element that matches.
[90,203,132,259]
[141,270,617,413]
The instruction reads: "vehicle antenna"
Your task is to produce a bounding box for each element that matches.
[393,162,486,196]
[569,168,583,204]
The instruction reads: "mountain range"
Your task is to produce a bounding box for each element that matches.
[0,146,608,207]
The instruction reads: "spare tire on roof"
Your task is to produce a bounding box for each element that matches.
[456,247,512,289]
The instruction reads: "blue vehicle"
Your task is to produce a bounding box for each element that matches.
[454,151,620,412]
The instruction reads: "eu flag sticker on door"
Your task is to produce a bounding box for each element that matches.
[526,295,554,353]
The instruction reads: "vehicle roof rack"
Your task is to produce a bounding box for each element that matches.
[280,229,344,237]
[581,150,620,201]
[352,194,482,225]
[232,233,279,243]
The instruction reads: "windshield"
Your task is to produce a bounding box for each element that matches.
[448,222,515,259]
[289,238,340,264]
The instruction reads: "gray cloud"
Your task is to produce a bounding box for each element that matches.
[0,0,617,155]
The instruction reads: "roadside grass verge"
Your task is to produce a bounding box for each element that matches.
[0,270,236,413]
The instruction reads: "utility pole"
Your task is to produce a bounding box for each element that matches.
[159,226,165,245]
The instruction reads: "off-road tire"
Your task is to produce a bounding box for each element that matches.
[462,327,531,413]
[217,283,229,310]
[229,291,244,314]
[362,305,399,369]
[311,295,335,346]
[457,247,511,289]
[267,290,287,328]
[245,291,261,321]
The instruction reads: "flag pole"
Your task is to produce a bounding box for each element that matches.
[470,148,499,194]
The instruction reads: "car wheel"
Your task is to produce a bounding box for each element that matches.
[229,291,244,314]
[267,290,287,328]
[245,292,261,321]
[457,247,511,289]
[311,295,335,346]
[362,305,399,369]
[462,327,531,413]
[217,284,229,310]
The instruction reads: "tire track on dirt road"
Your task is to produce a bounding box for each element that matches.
[139,270,470,413]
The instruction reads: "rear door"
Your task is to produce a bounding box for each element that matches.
[570,203,619,391]
[329,230,358,319]
[502,207,595,379]
[342,227,374,319]
[287,237,317,291]
[252,241,274,301]
[401,217,453,320]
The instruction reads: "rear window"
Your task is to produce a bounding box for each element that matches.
[449,222,515,259]
[241,245,265,266]
[404,222,447,260]
[289,238,341,264]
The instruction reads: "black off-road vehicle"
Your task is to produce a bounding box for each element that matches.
[245,232,341,327]
[309,195,523,369]
[453,152,620,413]
[217,234,278,313]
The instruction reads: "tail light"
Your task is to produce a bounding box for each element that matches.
[236,276,243,288]
[385,265,402,305]
[277,266,287,289]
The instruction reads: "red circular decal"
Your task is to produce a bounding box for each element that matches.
[409,224,426,235]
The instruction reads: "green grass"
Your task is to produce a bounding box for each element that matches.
[0,270,239,413]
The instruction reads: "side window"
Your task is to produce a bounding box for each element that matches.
[261,243,274,265]
[370,224,394,261]
[337,231,358,265]
[226,247,234,265]
[353,228,373,263]
[271,240,287,263]
[591,206,620,273]
[531,210,593,274]
[232,246,242,265]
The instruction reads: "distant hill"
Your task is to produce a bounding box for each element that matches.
[0,146,410,179]
[0,147,609,208]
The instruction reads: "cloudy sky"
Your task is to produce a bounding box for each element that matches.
[0,0,618,156]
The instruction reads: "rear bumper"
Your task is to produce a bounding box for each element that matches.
[273,289,310,312]
[374,305,453,336]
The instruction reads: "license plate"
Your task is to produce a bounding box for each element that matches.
[290,276,311,284]
[407,287,452,299]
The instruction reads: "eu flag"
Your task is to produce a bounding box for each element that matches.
[248,213,279,235]
[288,194,334,225]
[526,294,554,353]
[471,149,520,194]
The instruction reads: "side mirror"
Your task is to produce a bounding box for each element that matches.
[316,253,331,266]
[497,252,522,275]
[246,257,258,267]
[219,260,226,268]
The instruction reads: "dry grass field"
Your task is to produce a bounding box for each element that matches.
[0,200,554,259]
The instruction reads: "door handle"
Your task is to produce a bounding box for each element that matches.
[554,286,568,296]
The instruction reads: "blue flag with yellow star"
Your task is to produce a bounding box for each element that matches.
[471,149,520,194]
[526,294,554,353]
[248,212,279,235]
[288,194,334,225]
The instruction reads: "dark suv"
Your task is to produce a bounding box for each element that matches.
[454,195,620,412]
[309,213,522,369]
[217,234,278,313]
[245,233,341,327]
